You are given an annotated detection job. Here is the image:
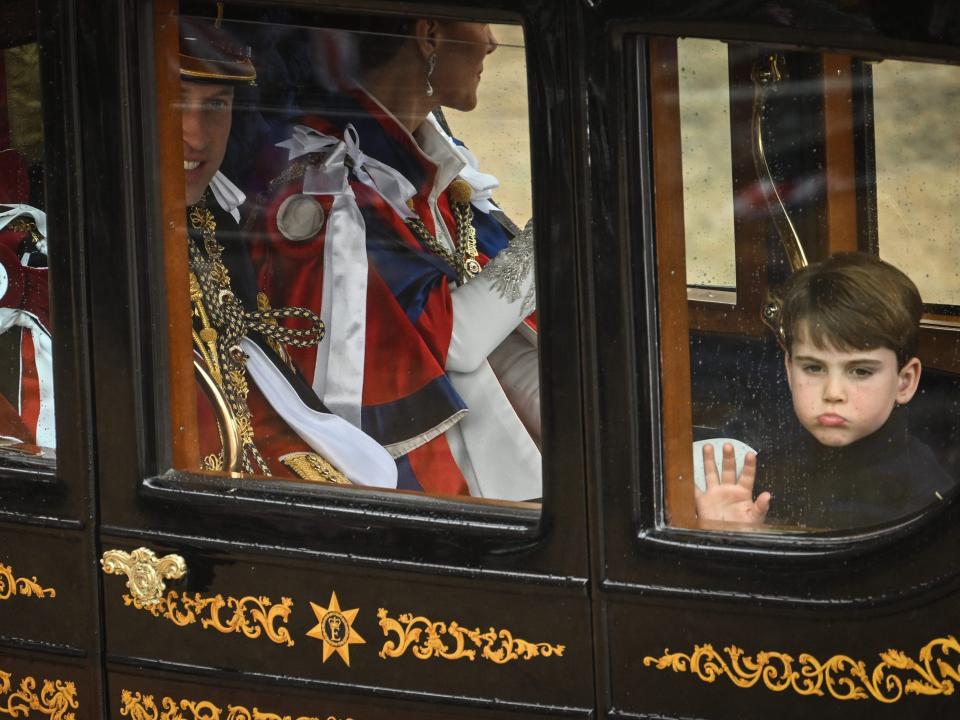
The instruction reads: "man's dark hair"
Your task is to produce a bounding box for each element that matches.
[778,252,923,368]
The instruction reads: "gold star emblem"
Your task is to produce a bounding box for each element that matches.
[306,591,365,666]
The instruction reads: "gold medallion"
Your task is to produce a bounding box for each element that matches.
[306,591,365,666]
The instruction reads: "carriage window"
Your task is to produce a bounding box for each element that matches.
[0,2,55,468]
[647,37,960,532]
[155,9,540,510]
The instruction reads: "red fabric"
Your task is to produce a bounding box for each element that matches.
[256,179,456,407]
[195,369,311,480]
[405,434,468,496]
[253,115,478,496]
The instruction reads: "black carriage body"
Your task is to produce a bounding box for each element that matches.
[0,1,958,719]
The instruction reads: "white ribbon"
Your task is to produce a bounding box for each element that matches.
[425,115,500,214]
[209,172,246,223]
[341,126,417,219]
[0,307,54,450]
[274,125,368,427]
[242,338,397,488]
[0,204,47,238]
[279,124,417,219]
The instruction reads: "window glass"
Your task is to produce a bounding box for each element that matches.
[873,59,960,306]
[0,1,55,467]
[650,37,960,532]
[678,38,736,290]
[159,10,540,508]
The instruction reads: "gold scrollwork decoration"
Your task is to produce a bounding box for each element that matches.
[119,689,352,720]
[377,608,565,664]
[122,590,295,647]
[0,669,78,720]
[0,563,56,600]
[101,547,187,606]
[643,635,960,703]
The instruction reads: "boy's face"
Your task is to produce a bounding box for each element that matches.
[785,323,921,447]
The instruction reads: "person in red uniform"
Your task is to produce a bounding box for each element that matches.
[178,16,395,487]
[254,18,540,500]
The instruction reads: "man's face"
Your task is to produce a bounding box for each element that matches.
[784,323,921,447]
[181,80,234,206]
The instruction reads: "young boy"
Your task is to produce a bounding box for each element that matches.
[696,252,956,528]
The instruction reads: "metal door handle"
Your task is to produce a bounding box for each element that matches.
[100,547,186,606]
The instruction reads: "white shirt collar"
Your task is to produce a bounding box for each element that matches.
[209,171,246,223]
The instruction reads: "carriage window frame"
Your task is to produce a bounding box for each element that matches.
[0,0,94,532]
[625,30,960,559]
[136,2,551,540]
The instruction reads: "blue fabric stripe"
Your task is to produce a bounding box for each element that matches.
[395,455,423,492]
[361,374,467,447]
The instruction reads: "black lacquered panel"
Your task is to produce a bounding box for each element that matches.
[100,537,592,713]
[605,593,960,720]
[0,522,89,651]
[0,647,94,720]
[108,664,589,720]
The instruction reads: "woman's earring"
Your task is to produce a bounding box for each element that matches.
[425,53,437,97]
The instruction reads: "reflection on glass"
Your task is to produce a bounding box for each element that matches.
[654,39,960,531]
[167,13,540,506]
[0,6,55,466]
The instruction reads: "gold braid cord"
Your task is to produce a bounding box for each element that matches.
[119,690,352,720]
[643,635,960,703]
[188,197,324,476]
[0,563,56,600]
[377,608,565,664]
[122,590,295,647]
[0,670,78,720]
[6,217,43,247]
[404,179,481,286]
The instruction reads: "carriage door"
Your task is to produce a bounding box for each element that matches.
[0,0,101,717]
[88,2,594,718]
[581,3,960,719]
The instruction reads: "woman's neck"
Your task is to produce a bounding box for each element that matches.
[362,62,435,134]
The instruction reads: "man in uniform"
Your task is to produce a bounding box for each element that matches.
[177,17,396,487]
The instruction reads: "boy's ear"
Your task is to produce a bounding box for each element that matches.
[783,351,794,389]
[896,356,922,404]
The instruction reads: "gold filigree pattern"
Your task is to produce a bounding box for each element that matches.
[119,690,351,720]
[377,608,565,664]
[0,563,56,600]
[0,670,78,719]
[122,590,295,647]
[643,635,960,703]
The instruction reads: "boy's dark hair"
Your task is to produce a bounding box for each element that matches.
[777,252,922,368]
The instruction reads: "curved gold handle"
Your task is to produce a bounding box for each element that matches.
[751,54,809,274]
[100,547,186,606]
[194,358,242,474]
